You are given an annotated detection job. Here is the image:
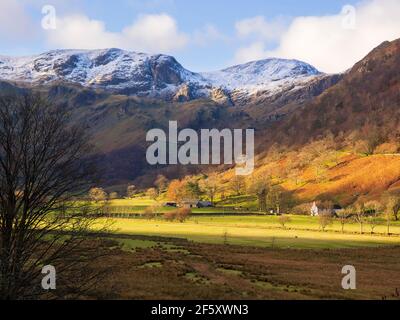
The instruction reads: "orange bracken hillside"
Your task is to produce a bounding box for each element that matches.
[218,153,400,206]
[291,155,400,204]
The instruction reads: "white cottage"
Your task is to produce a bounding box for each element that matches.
[311,202,319,216]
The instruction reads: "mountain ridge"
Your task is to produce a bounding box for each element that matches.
[0,48,329,105]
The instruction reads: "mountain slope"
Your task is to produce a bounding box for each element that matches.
[0,49,204,97]
[0,49,335,106]
[0,49,341,187]
[0,48,345,188]
[262,39,400,148]
[242,39,400,204]
[1,40,399,203]
[203,58,319,92]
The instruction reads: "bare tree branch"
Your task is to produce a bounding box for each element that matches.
[0,93,108,300]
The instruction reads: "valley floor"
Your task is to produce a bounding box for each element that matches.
[84,234,400,300]
[97,215,400,249]
[78,214,400,300]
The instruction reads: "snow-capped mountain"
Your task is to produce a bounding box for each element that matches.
[201,59,324,105]
[0,49,205,96]
[203,58,320,91]
[0,48,331,105]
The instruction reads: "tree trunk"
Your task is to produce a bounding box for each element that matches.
[258,190,267,213]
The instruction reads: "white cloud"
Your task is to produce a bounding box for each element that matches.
[232,16,287,65]
[234,42,269,64]
[192,24,228,46]
[46,13,188,54]
[122,14,188,53]
[234,0,400,73]
[235,16,286,42]
[0,0,34,39]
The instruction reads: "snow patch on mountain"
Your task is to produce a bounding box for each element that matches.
[0,49,205,92]
[0,49,323,103]
[202,58,321,96]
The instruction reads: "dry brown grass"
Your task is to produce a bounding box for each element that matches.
[79,235,400,300]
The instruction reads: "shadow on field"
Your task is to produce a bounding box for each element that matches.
[76,234,400,300]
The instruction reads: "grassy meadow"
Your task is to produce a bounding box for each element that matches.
[100,216,399,249]
[95,197,400,250]
[79,196,400,300]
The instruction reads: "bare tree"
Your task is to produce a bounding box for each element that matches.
[367,215,380,235]
[383,195,400,221]
[229,176,246,196]
[154,175,168,196]
[364,127,383,156]
[354,203,366,235]
[384,204,392,236]
[278,215,291,230]
[247,175,271,213]
[337,208,351,234]
[267,187,282,215]
[365,201,383,235]
[0,94,106,300]
[318,211,332,232]
[146,188,158,201]
[267,185,294,215]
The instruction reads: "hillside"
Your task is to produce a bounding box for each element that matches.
[262,39,400,147]
[0,51,340,187]
[1,39,400,205]
[240,39,400,205]
[155,39,400,206]
[217,150,400,207]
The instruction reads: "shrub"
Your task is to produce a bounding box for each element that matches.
[164,211,176,222]
[163,208,191,222]
[89,187,107,202]
[176,208,191,222]
[292,203,313,215]
[143,206,158,220]
[374,142,399,154]
[109,192,119,200]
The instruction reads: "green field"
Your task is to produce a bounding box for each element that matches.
[97,215,400,249]
[95,197,400,249]
[87,198,400,299]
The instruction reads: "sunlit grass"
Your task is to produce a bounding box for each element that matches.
[94,215,400,249]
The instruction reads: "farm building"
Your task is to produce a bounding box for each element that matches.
[311,202,343,217]
[164,202,178,207]
[180,200,213,209]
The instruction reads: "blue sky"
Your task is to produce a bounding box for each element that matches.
[1,0,400,73]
